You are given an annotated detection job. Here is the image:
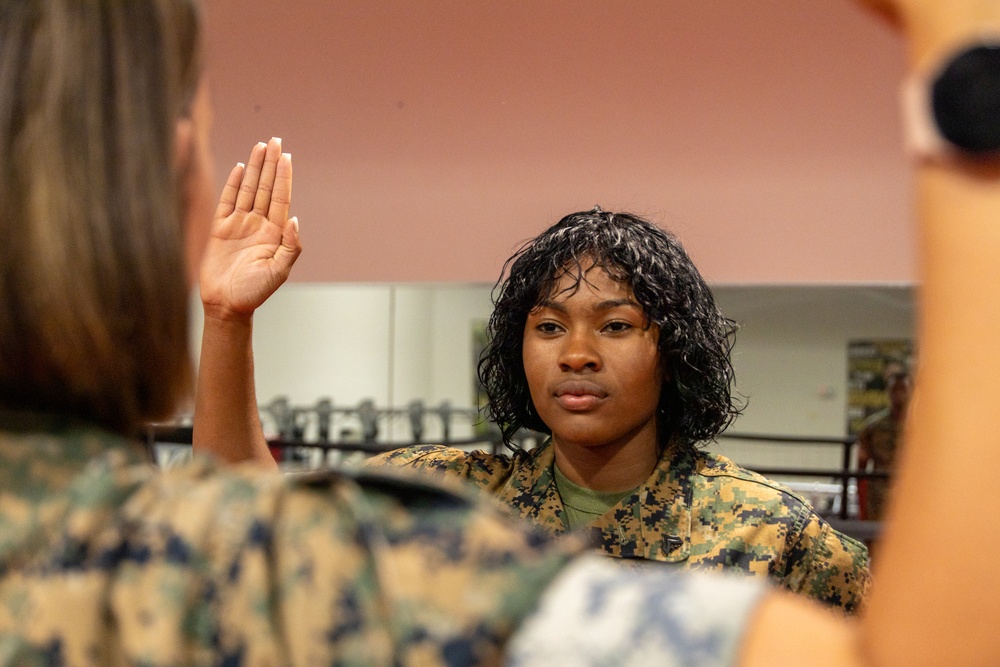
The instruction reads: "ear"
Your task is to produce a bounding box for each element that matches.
[174,116,194,178]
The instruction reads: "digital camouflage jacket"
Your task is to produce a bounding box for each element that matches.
[369,439,871,614]
[0,410,577,666]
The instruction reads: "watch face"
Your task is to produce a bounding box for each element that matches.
[932,43,1000,154]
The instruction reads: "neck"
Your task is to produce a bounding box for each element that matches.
[552,425,660,492]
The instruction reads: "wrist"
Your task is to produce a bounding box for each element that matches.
[200,308,254,342]
[903,38,1000,163]
[202,301,254,326]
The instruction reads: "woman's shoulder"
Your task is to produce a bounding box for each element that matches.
[686,450,812,510]
[362,444,521,490]
[60,452,576,663]
[121,454,576,595]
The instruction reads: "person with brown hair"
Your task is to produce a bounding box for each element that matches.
[0,0,203,436]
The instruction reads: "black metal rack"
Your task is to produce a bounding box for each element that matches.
[148,412,885,542]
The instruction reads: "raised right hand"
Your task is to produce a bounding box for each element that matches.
[199,137,301,322]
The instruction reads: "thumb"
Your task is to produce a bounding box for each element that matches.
[274,216,302,272]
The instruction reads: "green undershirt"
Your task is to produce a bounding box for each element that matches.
[553,463,638,531]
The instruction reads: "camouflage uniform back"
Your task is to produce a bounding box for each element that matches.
[369,440,870,614]
[0,410,576,666]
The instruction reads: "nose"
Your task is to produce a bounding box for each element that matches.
[558,329,602,372]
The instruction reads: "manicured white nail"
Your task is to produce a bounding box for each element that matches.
[236,162,245,169]
[291,216,299,233]
[282,152,291,161]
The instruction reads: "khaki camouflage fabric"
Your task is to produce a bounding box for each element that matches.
[0,409,578,666]
[857,409,902,521]
[368,439,870,614]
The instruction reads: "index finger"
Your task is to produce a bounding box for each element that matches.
[213,162,245,220]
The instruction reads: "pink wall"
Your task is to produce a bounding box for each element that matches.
[203,1,911,285]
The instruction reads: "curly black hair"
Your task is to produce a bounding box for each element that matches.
[478,207,743,451]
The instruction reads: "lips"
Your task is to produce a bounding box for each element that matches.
[554,381,608,411]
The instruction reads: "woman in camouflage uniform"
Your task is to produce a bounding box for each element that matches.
[368,209,871,613]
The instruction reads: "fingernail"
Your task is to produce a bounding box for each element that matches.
[256,142,266,149]
[282,152,291,160]
[291,216,299,233]
[272,136,282,143]
[236,162,245,169]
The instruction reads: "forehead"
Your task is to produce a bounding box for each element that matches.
[544,263,635,302]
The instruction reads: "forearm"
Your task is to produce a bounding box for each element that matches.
[742,5,1000,665]
[859,5,1000,664]
[191,137,297,470]
[861,165,1000,664]
[192,312,277,468]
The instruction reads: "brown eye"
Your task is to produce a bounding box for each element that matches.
[603,321,633,333]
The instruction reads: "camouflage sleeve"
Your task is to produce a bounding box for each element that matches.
[363,444,469,474]
[784,512,871,614]
[505,555,767,667]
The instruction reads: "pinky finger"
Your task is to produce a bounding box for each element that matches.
[214,162,245,219]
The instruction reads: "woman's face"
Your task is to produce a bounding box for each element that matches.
[522,263,663,454]
[181,79,217,287]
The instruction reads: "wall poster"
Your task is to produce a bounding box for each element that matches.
[846,339,914,436]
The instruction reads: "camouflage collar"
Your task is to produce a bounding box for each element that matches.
[0,410,151,570]
[495,439,694,563]
[494,439,566,534]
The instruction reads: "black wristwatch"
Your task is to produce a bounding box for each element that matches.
[904,41,1000,159]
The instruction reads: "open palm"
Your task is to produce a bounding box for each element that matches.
[200,138,301,320]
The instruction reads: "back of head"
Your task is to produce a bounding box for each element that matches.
[0,0,202,436]
[480,208,742,449]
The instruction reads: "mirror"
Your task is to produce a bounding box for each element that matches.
[188,282,914,451]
